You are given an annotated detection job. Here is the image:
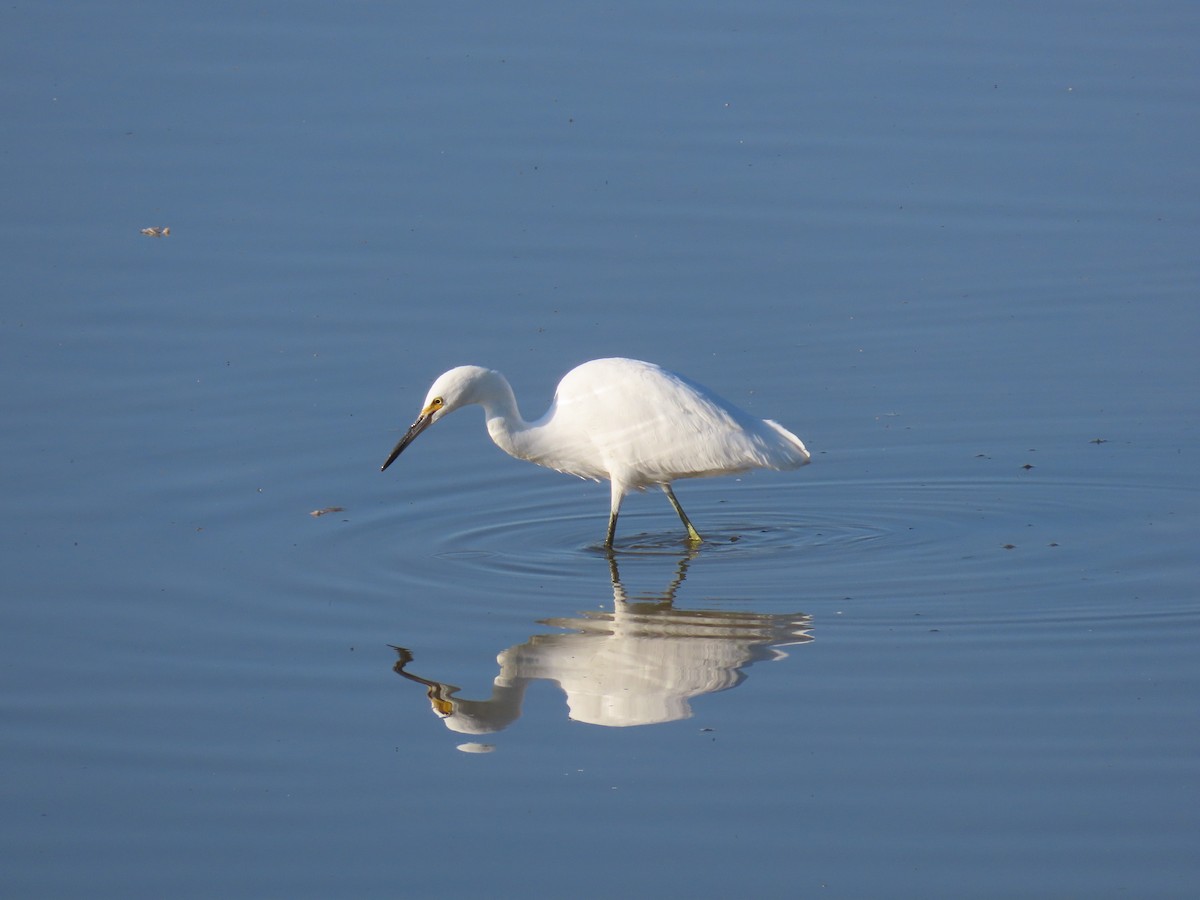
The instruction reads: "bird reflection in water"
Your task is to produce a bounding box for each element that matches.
[391,553,812,743]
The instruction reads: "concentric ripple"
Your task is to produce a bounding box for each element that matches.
[346,469,1192,607]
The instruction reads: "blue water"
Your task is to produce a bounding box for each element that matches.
[3,1,1198,897]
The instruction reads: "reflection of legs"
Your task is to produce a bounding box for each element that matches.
[606,544,694,607]
[662,484,702,544]
[604,549,627,602]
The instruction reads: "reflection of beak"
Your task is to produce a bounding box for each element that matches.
[381,408,434,471]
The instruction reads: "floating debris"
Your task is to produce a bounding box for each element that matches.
[1022,463,1035,470]
[1090,437,1108,444]
[140,226,170,237]
[310,506,345,517]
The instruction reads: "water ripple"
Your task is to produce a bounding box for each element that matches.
[345,471,1192,607]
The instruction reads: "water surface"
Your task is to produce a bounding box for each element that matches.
[2,1,1198,897]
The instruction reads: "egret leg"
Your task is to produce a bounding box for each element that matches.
[662,484,703,544]
[605,482,624,548]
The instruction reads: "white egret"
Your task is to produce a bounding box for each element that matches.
[381,358,809,547]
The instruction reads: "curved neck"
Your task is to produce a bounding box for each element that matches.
[475,372,535,459]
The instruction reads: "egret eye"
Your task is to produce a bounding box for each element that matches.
[431,397,443,409]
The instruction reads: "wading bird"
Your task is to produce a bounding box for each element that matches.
[381,358,809,547]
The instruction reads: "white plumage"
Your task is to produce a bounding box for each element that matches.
[382,358,809,546]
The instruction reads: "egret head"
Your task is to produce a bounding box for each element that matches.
[380,366,496,471]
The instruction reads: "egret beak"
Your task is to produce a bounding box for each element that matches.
[381,408,435,471]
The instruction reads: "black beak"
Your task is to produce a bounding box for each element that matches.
[381,411,434,471]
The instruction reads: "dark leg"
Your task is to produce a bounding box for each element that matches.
[662,484,702,544]
[605,482,624,548]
